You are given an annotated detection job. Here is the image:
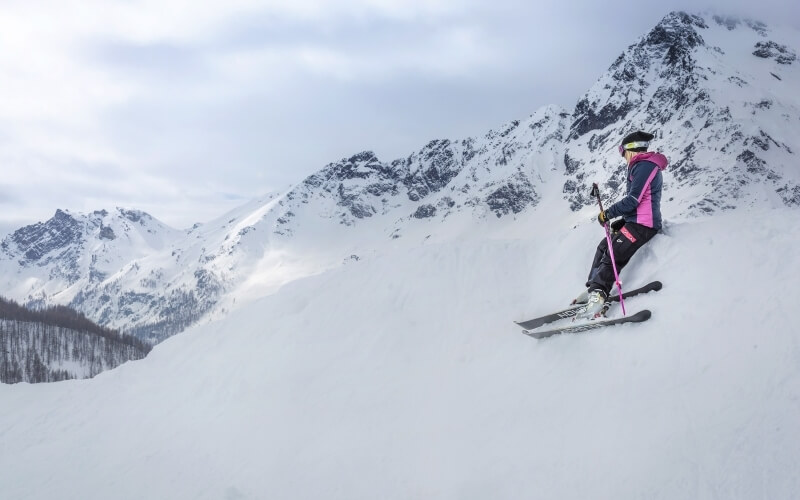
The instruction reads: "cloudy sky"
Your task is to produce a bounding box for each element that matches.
[1,0,797,231]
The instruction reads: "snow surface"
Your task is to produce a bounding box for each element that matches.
[1,207,799,499]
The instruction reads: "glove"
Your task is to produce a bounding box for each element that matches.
[610,218,625,232]
[597,211,608,226]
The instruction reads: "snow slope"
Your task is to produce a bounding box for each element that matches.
[1,208,799,499]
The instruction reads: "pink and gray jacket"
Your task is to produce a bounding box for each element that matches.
[605,152,668,231]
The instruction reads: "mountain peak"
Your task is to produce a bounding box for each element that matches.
[6,209,83,264]
[644,11,707,54]
[53,208,75,219]
[115,207,154,224]
[346,151,380,164]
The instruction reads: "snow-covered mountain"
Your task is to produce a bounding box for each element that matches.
[272,103,569,234]
[0,208,188,340]
[0,208,180,297]
[0,11,798,343]
[563,12,800,214]
[1,108,572,342]
[0,197,289,342]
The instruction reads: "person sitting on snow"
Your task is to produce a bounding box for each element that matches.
[576,130,668,319]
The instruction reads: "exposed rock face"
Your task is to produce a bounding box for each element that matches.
[0,208,187,342]
[272,104,570,234]
[562,11,800,216]
[753,41,797,64]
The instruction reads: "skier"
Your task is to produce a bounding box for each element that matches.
[577,131,668,319]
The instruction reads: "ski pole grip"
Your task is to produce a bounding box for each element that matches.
[591,182,605,212]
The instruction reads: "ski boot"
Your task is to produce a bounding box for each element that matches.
[577,289,609,320]
[571,289,590,305]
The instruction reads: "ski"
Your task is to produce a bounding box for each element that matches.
[514,280,662,330]
[521,309,652,339]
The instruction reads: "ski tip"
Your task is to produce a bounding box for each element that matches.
[632,309,652,321]
[651,281,663,290]
[523,329,547,340]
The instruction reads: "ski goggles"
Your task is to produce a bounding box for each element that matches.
[618,141,650,156]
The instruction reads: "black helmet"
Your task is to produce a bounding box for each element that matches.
[618,131,654,156]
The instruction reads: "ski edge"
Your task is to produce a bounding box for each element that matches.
[513,303,585,330]
[522,309,652,339]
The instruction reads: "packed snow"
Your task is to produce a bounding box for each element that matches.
[1,207,799,499]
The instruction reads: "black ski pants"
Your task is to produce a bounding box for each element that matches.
[586,222,657,295]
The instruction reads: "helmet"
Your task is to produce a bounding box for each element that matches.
[618,131,654,156]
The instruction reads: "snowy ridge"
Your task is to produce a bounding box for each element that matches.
[273,103,569,235]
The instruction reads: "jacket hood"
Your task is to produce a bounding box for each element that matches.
[630,152,668,170]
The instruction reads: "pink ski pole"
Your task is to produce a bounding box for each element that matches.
[591,183,626,316]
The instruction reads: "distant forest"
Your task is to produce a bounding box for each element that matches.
[0,297,151,384]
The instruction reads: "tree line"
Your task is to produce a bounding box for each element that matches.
[0,296,150,352]
[0,296,151,384]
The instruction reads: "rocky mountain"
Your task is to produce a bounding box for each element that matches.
[0,104,571,342]
[0,208,182,314]
[0,199,282,343]
[272,103,569,236]
[0,11,797,342]
[562,12,800,214]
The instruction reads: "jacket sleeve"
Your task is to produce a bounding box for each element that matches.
[605,161,656,219]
